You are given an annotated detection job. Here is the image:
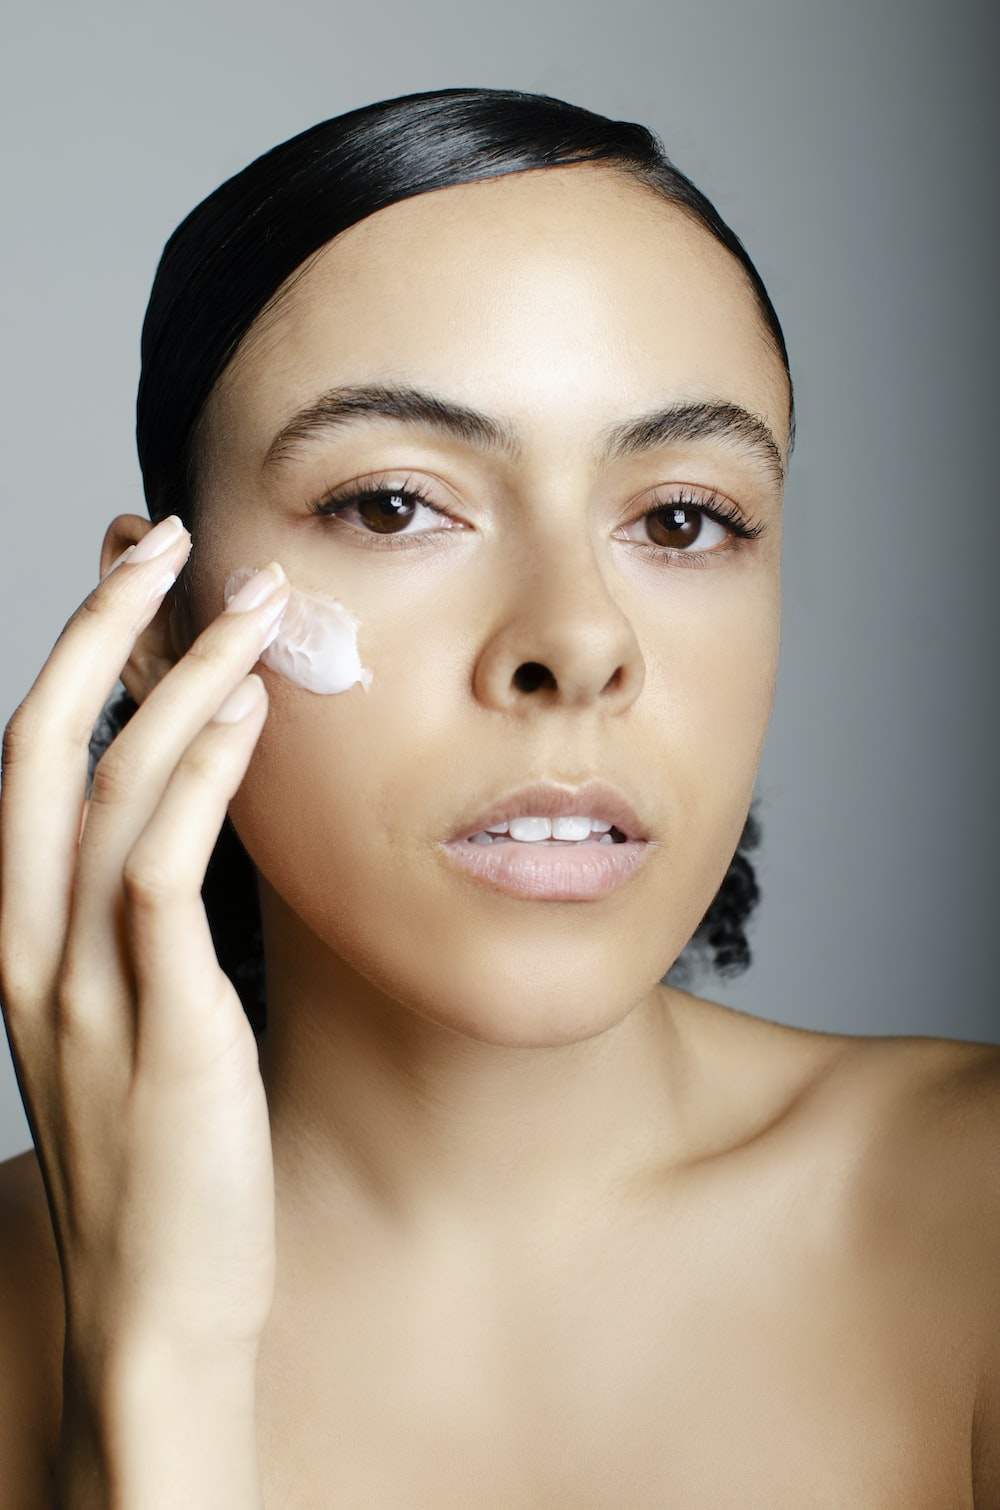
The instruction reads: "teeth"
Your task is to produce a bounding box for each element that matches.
[507,816,552,842]
[467,814,626,845]
[551,816,593,841]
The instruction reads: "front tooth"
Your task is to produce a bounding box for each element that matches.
[508,816,552,842]
[486,822,509,834]
[551,816,593,841]
[590,819,612,833]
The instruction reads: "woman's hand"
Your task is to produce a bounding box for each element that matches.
[0,515,290,1506]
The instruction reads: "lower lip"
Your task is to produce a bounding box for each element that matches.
[440,837,649,901]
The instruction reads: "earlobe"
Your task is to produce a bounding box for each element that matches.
[100,514,185,704]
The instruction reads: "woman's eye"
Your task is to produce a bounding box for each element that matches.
[317,487,454,536]
[623,505,730,553]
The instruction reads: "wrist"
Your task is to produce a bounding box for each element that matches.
[59,1337,262,1509]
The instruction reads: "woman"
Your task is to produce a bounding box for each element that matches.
[0,88,996,1506]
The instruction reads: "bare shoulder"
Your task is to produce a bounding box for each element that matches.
[670,989,999,1498]
[674,988,999,1219]
[743,1017,1000,1311]
[745,1011,1000,1503]
[825,1029,1000,1249]
[832,1032,1000,1505]
[0,1149,64,1503]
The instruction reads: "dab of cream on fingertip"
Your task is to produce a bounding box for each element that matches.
[224,569,372,695]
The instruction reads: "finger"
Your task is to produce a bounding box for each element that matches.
[0,516,192,998]
[66,565,288,1002]
[120,676,268,1072]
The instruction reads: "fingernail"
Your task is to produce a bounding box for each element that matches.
[224,562,287,614]
[101,544,136,580]
[101,542,177,599]
[213,675,265,725]
[129,515,187,564]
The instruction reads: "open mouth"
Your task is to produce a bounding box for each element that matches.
[444,789,649,901]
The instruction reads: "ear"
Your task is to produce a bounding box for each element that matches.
[101,514,189,704]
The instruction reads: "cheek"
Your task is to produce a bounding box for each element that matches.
[638,573,779,906]
[643,570,779,787]
[201,519,480,958]
[227,627,473,951]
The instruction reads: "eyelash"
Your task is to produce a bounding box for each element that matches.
[620,487,765,568]
[309,474,764,561]
[310,475,456,552]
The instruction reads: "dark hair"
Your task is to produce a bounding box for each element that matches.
[119,87,789,1028]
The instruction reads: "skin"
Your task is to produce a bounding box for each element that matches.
[0,166,997,1507]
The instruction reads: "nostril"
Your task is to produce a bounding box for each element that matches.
[513,661,557,694]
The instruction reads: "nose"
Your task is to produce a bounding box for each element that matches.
[472,540,645,715]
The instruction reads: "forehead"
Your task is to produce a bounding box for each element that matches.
[212,165,790,459]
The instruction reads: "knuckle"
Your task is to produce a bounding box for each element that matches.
[54,591,108,651]
[53,965,97,1027]
[73,588,107,627]
[179,738,227,787]
[88,746,140,809]
[0,901,49,1012]
[181,634,225,673]
[52,947,108,1018]
[2,701,39,777]
[122,847,181,910]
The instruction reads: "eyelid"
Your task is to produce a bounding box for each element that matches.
[313,470,440,509]
[618,482,764,541]
[310,472,465,530]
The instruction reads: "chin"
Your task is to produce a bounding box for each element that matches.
[413,975,649,1051]
[348,910,680,1051]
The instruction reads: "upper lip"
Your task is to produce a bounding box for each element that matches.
[449,779,651,843]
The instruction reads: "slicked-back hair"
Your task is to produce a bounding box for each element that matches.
[117,87,789,1028]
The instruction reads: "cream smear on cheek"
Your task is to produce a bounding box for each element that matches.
[224,568,372,694]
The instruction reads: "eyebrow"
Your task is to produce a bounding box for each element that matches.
[599,400,785,484]
[262,383,785,484]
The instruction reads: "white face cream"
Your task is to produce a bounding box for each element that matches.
[225,569,372,695]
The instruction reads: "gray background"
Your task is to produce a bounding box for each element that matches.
[1,0,997,1160]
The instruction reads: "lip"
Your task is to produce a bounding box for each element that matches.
[440,779,652,902]
[450,779,651,844]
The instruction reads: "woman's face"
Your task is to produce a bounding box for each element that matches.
[186,166,790,1046]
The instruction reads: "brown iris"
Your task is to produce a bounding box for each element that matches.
[644,506,703,548]
[356,491,417,533]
